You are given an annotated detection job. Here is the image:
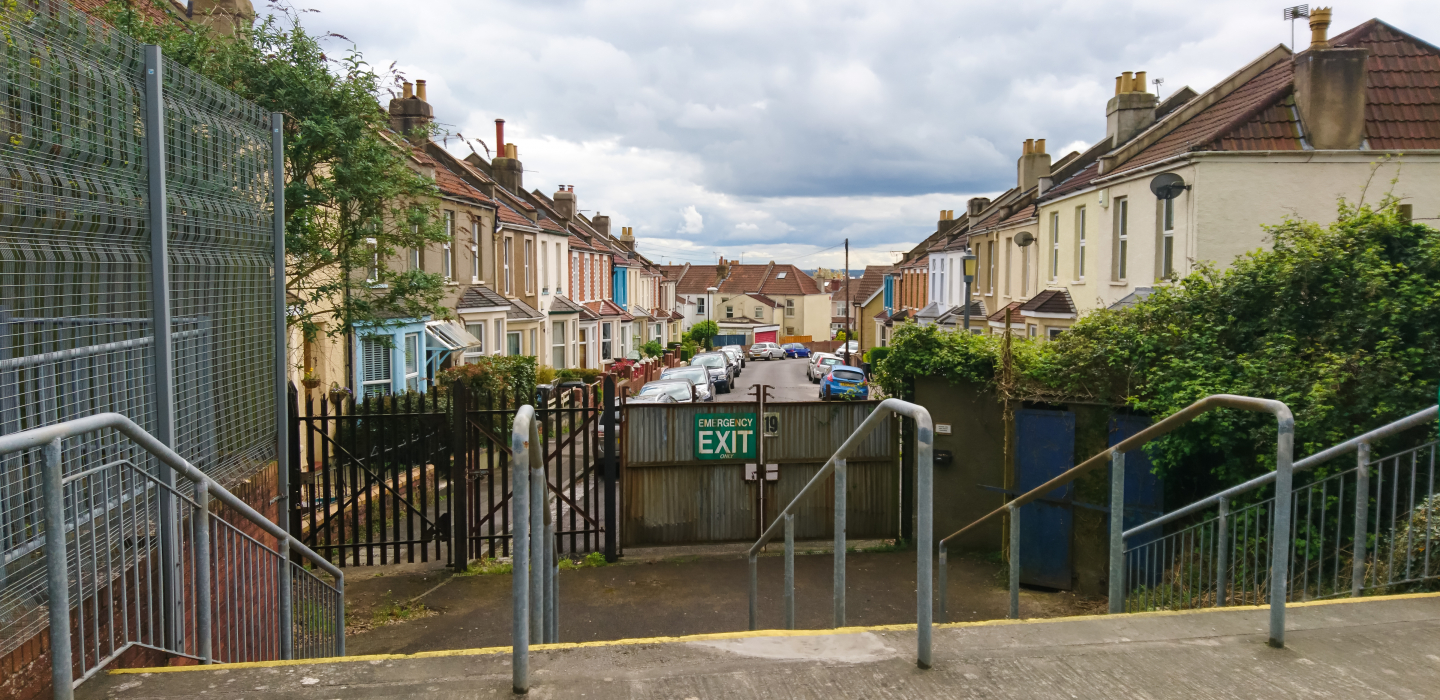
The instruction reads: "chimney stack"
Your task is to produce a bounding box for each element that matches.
[554,185,576,221]
[491,119,524,193]
[1293,8,1367,150]
[592,213,611,237]
[388,79,433,138]
[1017,137,1052,192]
[1106,69,1159,146]
[938,209,959,234]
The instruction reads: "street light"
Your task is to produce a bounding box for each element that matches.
[961,249,978,333]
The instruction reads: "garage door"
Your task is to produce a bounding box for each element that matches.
[755,330,776,344]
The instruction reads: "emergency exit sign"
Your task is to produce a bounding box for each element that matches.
[694,413,758,460]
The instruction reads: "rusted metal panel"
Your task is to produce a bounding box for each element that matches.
[622,464,757,546]
[622,459,898,547]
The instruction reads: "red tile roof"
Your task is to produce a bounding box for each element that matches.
[1044,161,1101,199]
[1333,19,1440,149]
[986,301,1025,324]
[584,299,633,321]
[496,201,536,228]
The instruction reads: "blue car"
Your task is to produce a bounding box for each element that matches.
[819,365,869,401]
[783,343,811,359]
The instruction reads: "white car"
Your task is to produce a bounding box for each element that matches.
[808,353,842,382]
[749,342,783,360]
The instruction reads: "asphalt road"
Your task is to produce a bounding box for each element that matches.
[716,352,824,402]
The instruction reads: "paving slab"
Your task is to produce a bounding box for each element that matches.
[82,593,1440,699]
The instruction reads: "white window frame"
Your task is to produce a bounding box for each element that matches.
[1050,212,1060,281]
[403,332,421,392]
[755,306,763,318]
[507,331,521,356]
[464,323,486,363]
[443,210,454,280]
[1162,197,1175,279]
[1114,197,1129,281]
[1076,206,1087,280]
[541,240,549,294]
[785,299,795,317]
[360,336,392,397]
[987,241,995,294]
[524,238,534,293]
[601,322,613,361]
[470,221,481,282]
[503,237,513,294]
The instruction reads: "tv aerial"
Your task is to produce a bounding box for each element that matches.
[1149,172,1190,200]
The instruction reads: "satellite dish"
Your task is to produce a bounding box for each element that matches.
[1014,231,1036,247]
[1150,172,1189,200]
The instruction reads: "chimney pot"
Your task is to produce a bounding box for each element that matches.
[1134,72,1147,93]
[1114,75,1123,95]
[1309,7,1333,50]
[403,81,413,99]
[505,143,517,159]
[1024,138,1035,155]
[1036,138,1046,154]
[1122,72,1135,93]
[415,80,427,101]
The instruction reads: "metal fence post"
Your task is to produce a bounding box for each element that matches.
[451,381,469,572]
[833,457,846,628]
[195,481,212,663]
[511,407,531,694]
[278,537,293,659]
[1351,442,1370,597]
[915,411,934,670]
[272,112,289,536]
[783,513,795,630]
[748,554,758,631]
[335,572,345,657]
[1108,450,1125,614]
[42,440,74,700]
[1008,503,1020,620]
[1216,497,1229,607]
[602,376,618,562]
[143,43,182,652]
[1268,412,1295,648]
[530,419,545,646]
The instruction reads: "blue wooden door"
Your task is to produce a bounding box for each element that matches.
[1015,409,1075,589]
[1109,415,1165,588]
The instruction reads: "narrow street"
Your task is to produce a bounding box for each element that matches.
[714,352,851,403]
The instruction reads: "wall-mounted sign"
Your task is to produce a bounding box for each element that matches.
[936,424,952,434]
[695,412,757,460]
[763,412,780,437]
[744,463,779,481]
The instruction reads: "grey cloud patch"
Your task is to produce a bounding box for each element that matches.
[300,0,1436,255]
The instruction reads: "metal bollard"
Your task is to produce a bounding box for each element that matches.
[833,458,846,628]
[784,514,795,630]
[1351,443,1370,597]
[511,408,533,695]
[1108,450,1125,614]
[544,520,556,643]
[1008,503,1020,620]
[1268,417,1295,648]
[278,536,293,660]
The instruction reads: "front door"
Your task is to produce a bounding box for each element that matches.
[1014,409,1075,589]
[579,328,589,368]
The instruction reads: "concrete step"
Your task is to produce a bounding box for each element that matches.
[85,592,1440,699]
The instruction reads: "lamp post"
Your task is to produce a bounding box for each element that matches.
[961,249,977,333]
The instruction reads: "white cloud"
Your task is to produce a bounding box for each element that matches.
[292,0,1440,263]
[679,205,704,234]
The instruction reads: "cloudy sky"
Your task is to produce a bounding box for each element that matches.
[292,0,1436,269]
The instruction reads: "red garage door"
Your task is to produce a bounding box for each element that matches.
[755,330,776,344]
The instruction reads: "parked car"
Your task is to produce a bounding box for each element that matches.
[808,355,843,383]
[721,344,747,368]
[660,366,715,401]
[689,352,735,393]
[834,340,860,361]
[719,347,745,376]
[783,343,811,359]
[819,365,869,401]
[807,351,835,375]
[749,342,783,360]
[630,379,698,404]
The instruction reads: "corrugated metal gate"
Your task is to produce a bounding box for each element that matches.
[620,401,898,547]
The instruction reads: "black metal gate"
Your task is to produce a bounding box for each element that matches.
[454,378,618,565]
[290,377,619,570]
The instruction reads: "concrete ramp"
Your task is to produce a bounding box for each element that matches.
[86,593,1440,699]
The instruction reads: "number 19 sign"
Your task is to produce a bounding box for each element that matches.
[694,413,757,460]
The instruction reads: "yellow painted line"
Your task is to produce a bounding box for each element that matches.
[110,589,1440,675]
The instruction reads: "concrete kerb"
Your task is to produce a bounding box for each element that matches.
[107,590,1440,675]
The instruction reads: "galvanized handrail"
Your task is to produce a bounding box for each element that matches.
[510,404,560,695]
[0,412,344,700]
[936,394,1294,646]
[745,398,934,668]
[1123,405,1439,538]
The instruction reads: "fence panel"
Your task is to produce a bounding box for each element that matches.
[0,0,279,672]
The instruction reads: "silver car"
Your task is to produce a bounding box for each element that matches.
[722,344,747,368]
[660,366,715,401]
[720,346,745,376]
[749,342,783,360]
[630,379,698,404]
[809,355,843,383]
